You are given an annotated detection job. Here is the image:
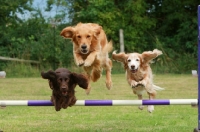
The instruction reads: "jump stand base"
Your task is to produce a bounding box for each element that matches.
[194,128,200,132]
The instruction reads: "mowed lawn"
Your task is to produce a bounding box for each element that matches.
[0,74,198,132]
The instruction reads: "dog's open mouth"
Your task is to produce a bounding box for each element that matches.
[62,91,68,96]
[81,49,88,54]
[131,69,138,73]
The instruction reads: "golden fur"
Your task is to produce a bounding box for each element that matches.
[60,23,113,94]
[112,49,163,112]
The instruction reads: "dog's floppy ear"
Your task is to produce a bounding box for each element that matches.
[41,70,56,80]
[142,49,162,63]
[41,70,57,90]
[112,50,128,63]
[71,73,89,89]
[112,51,129,70]
[93,25,102,37]
[60,27,75,38]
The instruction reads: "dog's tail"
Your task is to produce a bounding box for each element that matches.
[153,84,165,91]
[102,41,113,54]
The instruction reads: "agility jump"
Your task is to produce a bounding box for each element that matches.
[0,5,199,132]
[0,99,198,106]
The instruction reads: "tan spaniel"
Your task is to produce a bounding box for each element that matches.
[60,23,113,94]
[112,49,164,112]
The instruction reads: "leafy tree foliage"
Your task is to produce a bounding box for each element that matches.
[146,0,199,72]
[65,0,156,52]
[64,0,199,72]
[0,0,73,71]
[0,0,199,74]
[0,0,33,69]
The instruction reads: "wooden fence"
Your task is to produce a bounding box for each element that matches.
[0,56,40,64]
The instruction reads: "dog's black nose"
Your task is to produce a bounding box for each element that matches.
[81,44,87,49]
[131,65,135,69]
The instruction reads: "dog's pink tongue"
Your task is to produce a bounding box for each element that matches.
[62,91,67,95]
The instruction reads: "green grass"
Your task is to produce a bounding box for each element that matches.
[0,74,198,132]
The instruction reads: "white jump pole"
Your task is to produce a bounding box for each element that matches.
[0,99,198,107]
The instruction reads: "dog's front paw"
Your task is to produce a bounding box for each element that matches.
[84,59,93,67]
[131,81,138,88]
[136,83,145,87]
[138,81,146,87]
[76,60,84,66]
[62,104,68,109]
[147,105,154,113]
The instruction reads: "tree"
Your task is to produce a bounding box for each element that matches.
[65,0,156,52]
[0,0,33,55]
[146,0,198,72]
[0,0,198,74]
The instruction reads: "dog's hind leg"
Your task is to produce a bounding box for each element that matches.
[85,82,92,95]
[55,98,62,111]
[147,90,156,113]
[104,58,112,89]
[137,94,145,110]
[90,59,102,82]
[133,86,145,110]
[83,66,92,95]
[91,68,102,82]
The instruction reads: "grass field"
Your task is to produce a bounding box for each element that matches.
[0,74,198,132]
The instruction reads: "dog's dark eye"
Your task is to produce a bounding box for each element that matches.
[136,59,139,61]
[87,35,90,38]
[57,78,62,83]
[77,35,81,38]
[127,59,131,62]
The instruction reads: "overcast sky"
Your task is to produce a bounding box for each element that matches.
[17,0,56,20]
[33,0,57,18]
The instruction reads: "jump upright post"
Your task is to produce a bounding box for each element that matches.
[194,5,200,132]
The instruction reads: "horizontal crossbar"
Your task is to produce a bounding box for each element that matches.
[0,99,198,106]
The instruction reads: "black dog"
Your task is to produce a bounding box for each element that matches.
[41,68,88,111]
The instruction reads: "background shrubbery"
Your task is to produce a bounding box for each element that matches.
[0,0,199,77]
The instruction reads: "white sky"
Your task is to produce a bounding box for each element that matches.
[33,0,56,18]
[17,0,56,20]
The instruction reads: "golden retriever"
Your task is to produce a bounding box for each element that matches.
[60,23,113,94]
[112,49,164,112]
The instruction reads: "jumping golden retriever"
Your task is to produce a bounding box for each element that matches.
[60,23,113,94]
[112,49,164,112]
